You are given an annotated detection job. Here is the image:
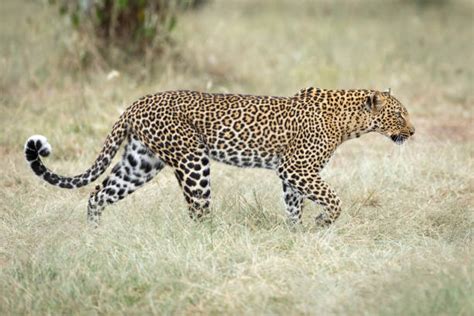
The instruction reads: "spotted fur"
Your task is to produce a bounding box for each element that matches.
[24,88,415,227]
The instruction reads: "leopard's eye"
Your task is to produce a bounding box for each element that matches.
[396,112,405,123]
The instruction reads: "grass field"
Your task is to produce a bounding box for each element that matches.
[1,0,473,315]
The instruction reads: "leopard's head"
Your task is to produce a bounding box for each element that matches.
[365,90,415,144]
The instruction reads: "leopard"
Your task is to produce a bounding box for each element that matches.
[24,88,415,228]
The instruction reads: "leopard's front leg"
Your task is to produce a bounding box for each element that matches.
[282,182,305,224]
[308,179,341,226]
[278,165,341,227]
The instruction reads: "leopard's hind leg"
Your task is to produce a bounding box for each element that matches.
[87,136,165,227]
[174,149,211,220]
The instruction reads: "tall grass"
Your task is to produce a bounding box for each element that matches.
[1,0,473,315]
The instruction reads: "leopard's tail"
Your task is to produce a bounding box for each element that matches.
[24,116,128,189]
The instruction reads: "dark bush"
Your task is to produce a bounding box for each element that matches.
[50,0,204,64]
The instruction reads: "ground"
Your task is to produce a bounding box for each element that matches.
[0,0,473,315]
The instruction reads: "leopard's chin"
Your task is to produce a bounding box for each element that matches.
[390,134,408,145]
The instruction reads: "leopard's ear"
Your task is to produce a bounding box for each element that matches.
[365,91,384,113]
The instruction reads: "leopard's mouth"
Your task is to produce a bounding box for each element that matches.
[390,134,408,145]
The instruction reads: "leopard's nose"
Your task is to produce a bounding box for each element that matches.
[409,126,415,136]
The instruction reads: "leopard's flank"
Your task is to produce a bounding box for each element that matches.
[24,88,415,227]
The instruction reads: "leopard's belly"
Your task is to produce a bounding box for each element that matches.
[207,144,281,169]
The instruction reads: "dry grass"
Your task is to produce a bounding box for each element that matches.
[1,0,473,315]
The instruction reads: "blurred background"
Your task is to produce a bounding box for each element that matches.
[1,0,473,315]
